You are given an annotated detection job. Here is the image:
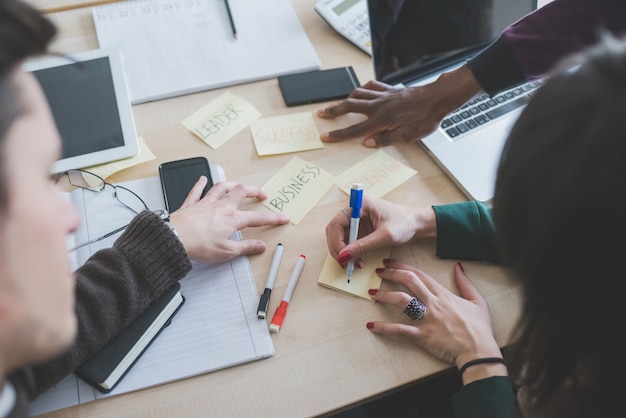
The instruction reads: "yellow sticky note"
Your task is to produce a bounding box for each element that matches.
[83,136,156,183]
[336,149,417,197]
[181,92,261,149]
[250,112,323,156]
[261,157,335,225]
[317,247,392,301]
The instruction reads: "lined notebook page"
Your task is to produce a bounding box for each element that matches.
[30,167,274,415]
[92,0,321,104]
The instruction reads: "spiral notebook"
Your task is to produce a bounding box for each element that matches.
[30,165,275,415]
[92,0,321,104]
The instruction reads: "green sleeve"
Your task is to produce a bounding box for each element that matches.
[432,201,502,264]
[451,376,518,418]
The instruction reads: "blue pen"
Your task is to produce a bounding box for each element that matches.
[346,183,363,283]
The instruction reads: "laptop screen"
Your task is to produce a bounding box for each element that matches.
[368,0,537,85]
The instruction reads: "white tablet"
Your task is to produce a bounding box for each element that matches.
[23,48,139,173]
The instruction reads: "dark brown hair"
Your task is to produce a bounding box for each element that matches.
[0,0,56,207]
[494,37,626,417]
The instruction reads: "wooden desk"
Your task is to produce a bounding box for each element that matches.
[29,1,520,416]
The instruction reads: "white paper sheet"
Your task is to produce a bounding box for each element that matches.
[92,0,321,104]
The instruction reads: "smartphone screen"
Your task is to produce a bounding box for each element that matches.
[277,66,360,106]
[158,157,213,213]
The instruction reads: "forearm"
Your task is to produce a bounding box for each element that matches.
[469,0,626,96]
[450,376,517,417]
[427,64,483,116]
[432,202,501,264]
[19,210,191,398]
[504,0,626,80]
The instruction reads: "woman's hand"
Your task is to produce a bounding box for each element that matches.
[367,259,504,380]
[325,196,437,270]
[169,177,290,264]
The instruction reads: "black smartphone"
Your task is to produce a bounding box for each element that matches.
[158,157,213,213]
[277,66,360,107]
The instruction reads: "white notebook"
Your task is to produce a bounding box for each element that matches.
[92,0,321,104]
[30,165,275,415]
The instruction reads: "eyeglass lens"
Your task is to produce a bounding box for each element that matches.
[64,170,148,214]
[67,170,105,191]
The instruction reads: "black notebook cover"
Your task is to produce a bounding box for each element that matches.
[75,283,185,393]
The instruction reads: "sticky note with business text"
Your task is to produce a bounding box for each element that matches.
[261,156,335,225]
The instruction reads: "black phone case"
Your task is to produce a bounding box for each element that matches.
[159,157,213,213]
[278,66,360,107]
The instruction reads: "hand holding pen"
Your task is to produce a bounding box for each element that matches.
[326,194,436,274]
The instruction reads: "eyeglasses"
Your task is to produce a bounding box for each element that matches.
[57,169,162,252]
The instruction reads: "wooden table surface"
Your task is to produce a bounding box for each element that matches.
[27,0,522,416]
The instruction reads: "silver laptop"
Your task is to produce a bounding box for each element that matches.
[367,0,538,202]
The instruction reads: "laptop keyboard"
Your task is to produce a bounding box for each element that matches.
[441,80,543,139]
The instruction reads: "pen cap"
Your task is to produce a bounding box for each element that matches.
[269,301,289,333]
[349,183,363,212]
[257,289,271,319]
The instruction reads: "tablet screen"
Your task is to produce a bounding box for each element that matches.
[34,57,125,159]
[24,49,139,173]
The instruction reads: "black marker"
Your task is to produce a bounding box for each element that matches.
[257,243,284,319]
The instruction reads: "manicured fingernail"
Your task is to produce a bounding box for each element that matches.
[338,252,352,264]
[382,258,392,265]
[366,322,374,329]
[320,132,330,141]
[375,267,385,274]
[368,289,378,295]
[456,261,464,272]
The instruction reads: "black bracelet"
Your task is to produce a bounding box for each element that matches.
[458,357,507,376]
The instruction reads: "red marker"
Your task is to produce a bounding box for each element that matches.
[269,254,306,333]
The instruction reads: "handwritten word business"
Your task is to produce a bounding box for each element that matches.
[268,163,321,212]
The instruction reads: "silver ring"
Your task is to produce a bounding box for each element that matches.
[341,208,351,221]
[404,297,426,321]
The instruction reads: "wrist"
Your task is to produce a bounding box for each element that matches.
[413,207,437,239]
[458,357,508,385]
[459,359,509,385]
[433,64,482,115]
[160,211,180,241]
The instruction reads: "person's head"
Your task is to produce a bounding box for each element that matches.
[493,37,626,416]
[0,0,80,377]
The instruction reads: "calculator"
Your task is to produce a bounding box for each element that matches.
[314,0,371,56]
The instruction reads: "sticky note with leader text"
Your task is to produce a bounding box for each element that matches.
[336,149,417,197]
[261,157,335,225]
[250,112,323,156]
[181,92,261,149]
[317,247,392,301]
